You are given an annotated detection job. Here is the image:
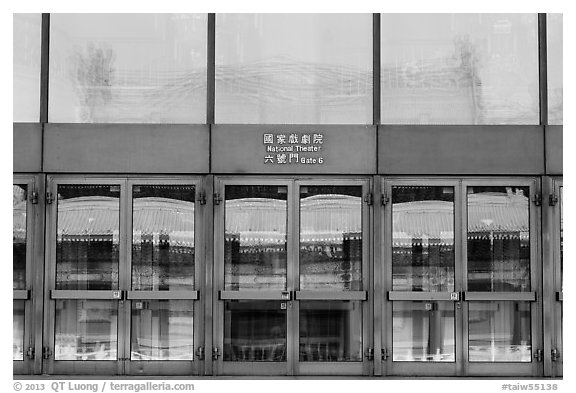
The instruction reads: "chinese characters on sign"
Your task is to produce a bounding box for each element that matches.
[263,133,325,165]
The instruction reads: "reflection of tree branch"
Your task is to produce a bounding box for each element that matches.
[454,35,483,124]
[69,42,116,122]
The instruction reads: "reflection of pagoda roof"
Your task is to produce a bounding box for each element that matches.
[21,193,529,242]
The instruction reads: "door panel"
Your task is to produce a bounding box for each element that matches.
[13,175,44,375]
[214,178,371,376]
[44,177,204,376]
[463,180,540,376]
[382,178,541,377]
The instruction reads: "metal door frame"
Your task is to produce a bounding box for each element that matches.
[381,178,462,376]
[213,176,373,376]
[380,177,542,377]
[123,177,205,376]
[462,178,542,377]
[213,177,294,376]
[44,175,206,376]
[542,176,562,377]
[293,178,372,376]
[13,174,45,375]
[44,176,125,375]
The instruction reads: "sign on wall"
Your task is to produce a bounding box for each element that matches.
[263,132,325,165]
[211,125,376,174]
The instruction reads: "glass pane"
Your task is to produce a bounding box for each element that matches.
[223,301,286,362]
[13,301,25,361]
[467,186,530,291]
[56,185,120,290]
[49,14,207,123]
[55,300,118,360]
[392,301,455,362]
[300,186,362,290]
[13,14,41,122]
[131,300,194,361]
[299,301,362,362]
[13,185,27,290]
[224,185,287,290]
[392,186,455,292]
[381,14,539,124]
[132,185,195,291]
[547,14,563,125]
[216,14,372,124]
[468,301,531,362]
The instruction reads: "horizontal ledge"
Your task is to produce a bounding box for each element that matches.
[295,291,367,301]
[463,292,536,302]
[219,290,291,301]
[13,290,30,300]
[557,292,563,302]
[127,291,198,300]
[388,291,458,301]
[50,290,123,300]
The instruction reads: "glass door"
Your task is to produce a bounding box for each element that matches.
[381,178,542,377]
[214,180,293,375]
[44,178,125,374]
[13,175,43,375]
[213,177,371,376]
[462,180,541,377]
[294,181,370,375]
[382,180,461,376]
[124,180,203,375]
[44,176,204,376]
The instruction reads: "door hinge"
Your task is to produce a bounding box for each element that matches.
[364,193,373,206]
[551,348,561,362]
[364,347,374,360]
[213,193,223,205]
[30,191,39,205]
[532,193,542,206]
[195,346,205,360]
[533,349,543,362]
[26,347,35,359]
[212,347,221,360]
[381,193,389,206]
[381,348,390,360]
[549,193,559,206]
[46,192,55,204]
[198,191,207,205]
[42,347,52,359]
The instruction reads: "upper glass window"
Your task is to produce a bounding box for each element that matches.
[547,14,562,125]
[49,14,207,123]
[381,14,539,125]
[13,14,42,122]
[216,14,373,124]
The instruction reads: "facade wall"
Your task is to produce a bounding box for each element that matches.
[13,13,563,378]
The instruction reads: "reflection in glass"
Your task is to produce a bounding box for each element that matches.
[392,302,455,362]
[381,14,539,124]
[224,186,287,290]
[13,185,27,290]
[300,186,362,290]
[469,301,531,362]
[223,301,286,362]
[216,14,372,124]
[392,187,455,292]
[55,300,117,360]
[299,301,362,362]
[56,185,120,290]
[131,300,193,361]
[547,14,563,125]
[13,14,41,122]
[132,185,195,291]
[467,186,530,292]
[49,14,207,123]
[13,301,25,361]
